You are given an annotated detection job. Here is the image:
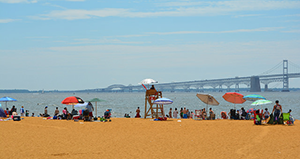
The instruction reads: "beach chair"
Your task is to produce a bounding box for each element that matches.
[194,110,202,120]
[282,113,290,125]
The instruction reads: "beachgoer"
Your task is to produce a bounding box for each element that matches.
[54,107,59,116]
[180,108,183,118]
[10,105,16,115]
[86,102,94,120]
[272,100,282,124]
[150,85,155,90]
[209,108,215,120]
[187,109,190,119]
[173,108,178,119]
[5,108,9,116]
[63,107,68,119]
[236,110,240,120]
[182,107,187,119]
[264,108,270,120]
[288,109,294,125]
[190,111,194,119]
[25,110,29,117]
[72,109,78,116]
[221,111,227,119]
[104,109,111,119]
[135,107,141,118]
[20,106,25,116]
[124,113,130,118]
[255,110,261,125]
[40,106,50,117]
[241,107,247,119]
[202,108,207,119]
[31,113,34,117]
[12,111,18,116]
[168,108,172,118]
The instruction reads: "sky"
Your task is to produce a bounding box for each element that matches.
[0,0,300,90]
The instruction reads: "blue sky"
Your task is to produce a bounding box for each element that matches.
[1,0,300,90]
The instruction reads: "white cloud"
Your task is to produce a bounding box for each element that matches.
[66,0,85,1]
[31,0,300,20]
[71,38,147,44]
[282,30,300,33]
[0,19,20,23]
[0,0,37,3]
[148,27,284,35]
[234,14,262,18]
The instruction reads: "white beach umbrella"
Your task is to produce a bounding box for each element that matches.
[139,78,158,89]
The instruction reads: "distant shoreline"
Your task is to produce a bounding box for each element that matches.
[1,88,300,93]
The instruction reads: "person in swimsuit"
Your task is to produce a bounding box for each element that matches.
[182,107,187,119]
[135,107,141,118]
[168,108,172,118]
[173,108,178,119]
[272,100,282,124]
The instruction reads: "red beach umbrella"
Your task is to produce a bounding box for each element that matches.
[222,92,246,109]
[61,96,84,105]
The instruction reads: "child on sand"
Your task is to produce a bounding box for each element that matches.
[255,110,261,125]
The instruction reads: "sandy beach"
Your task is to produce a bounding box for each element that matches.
[0,117,299,159]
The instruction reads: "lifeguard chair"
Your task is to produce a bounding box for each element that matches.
[144,89,163,119]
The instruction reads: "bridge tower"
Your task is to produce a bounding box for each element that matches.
[282,60,289,92]
[250,76,261,92]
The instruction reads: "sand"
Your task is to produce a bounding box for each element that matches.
[0,117,299,159]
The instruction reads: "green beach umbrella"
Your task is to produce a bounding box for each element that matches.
[87,98,106,117]
[251,99,272,111]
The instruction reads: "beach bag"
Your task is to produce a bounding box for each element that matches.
[53,116,57,119]
[13,116,21,121]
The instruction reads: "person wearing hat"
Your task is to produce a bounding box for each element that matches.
[20,106,25,116]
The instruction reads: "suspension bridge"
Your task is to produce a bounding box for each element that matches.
[86,60,300,92]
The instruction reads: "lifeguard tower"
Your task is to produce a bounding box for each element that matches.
[144,88,164,119]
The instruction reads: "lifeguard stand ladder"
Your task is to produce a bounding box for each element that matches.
[144,89,163,119]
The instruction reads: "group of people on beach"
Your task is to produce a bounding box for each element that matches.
[3,105,32,117]
[133,99,294,125]
[222,100,294,125]
[3,102,111,122]
[166,107,215,120]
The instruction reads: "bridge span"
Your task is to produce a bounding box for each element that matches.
[86,60,300,92]
[88,72,300,93]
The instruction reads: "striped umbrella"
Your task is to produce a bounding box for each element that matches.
[251,99,272,111]
[153,98,173,105]
[243,94,266,101]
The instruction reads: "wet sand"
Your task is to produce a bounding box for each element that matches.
[0,117,299,159]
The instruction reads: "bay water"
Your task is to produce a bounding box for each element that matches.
[0,92,299,119]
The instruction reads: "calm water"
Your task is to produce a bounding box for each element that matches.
[0,92,299,119]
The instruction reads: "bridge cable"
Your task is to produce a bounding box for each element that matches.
[289,61,300,73]
[259,61,282,75]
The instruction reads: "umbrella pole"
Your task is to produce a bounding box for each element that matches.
[156,104,158,119]
[95,102,97,117]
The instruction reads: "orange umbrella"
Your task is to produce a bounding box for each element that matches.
[222,92,246,109]
[62,96,84,105]
[62,96,84,110]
